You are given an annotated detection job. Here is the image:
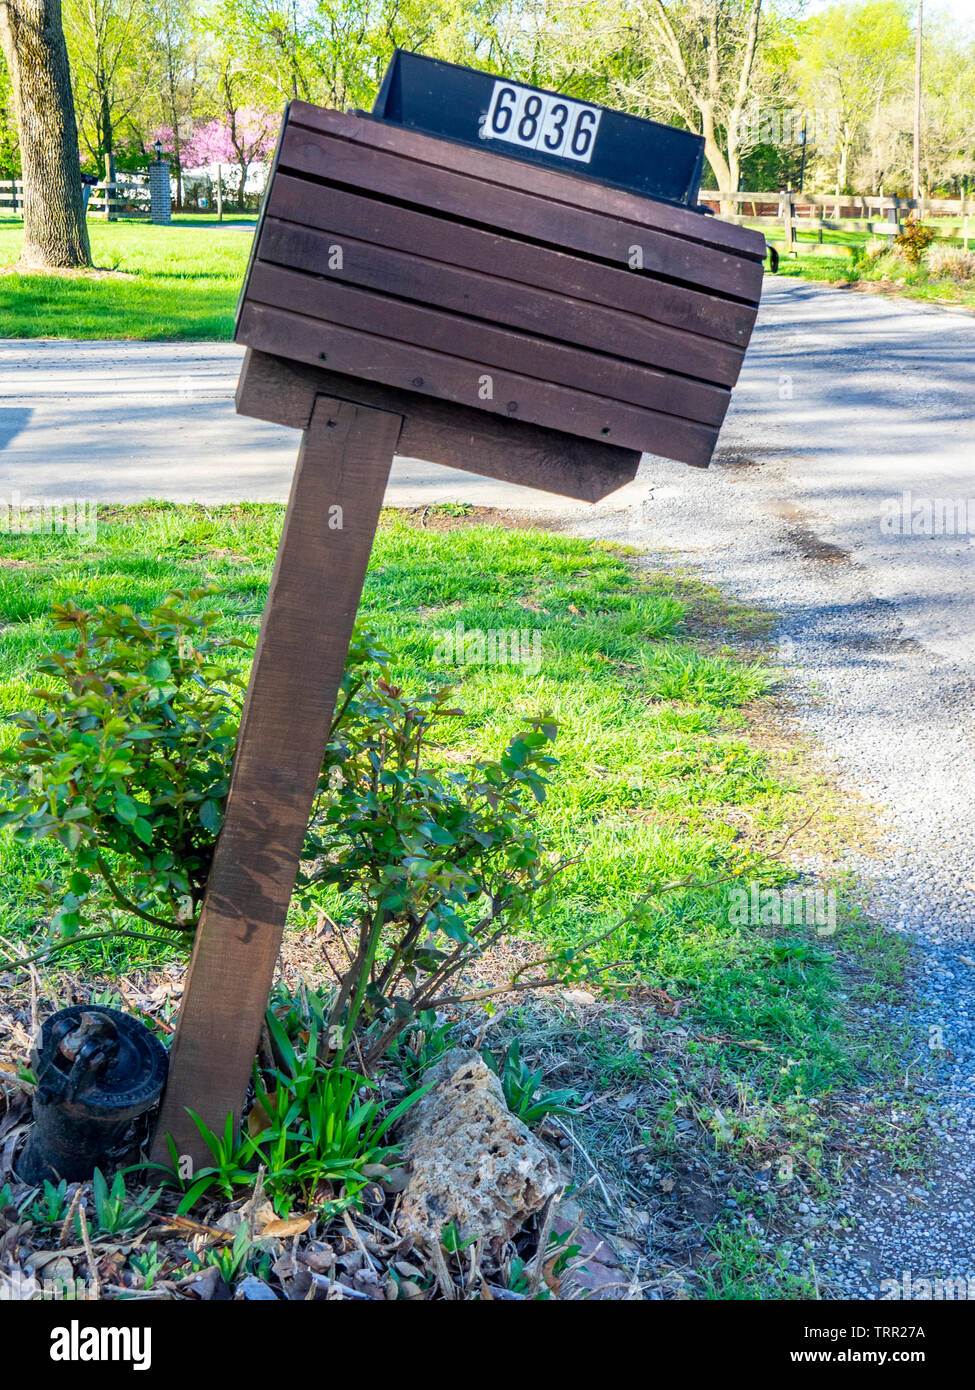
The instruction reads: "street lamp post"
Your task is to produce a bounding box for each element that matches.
[913,0,923,202]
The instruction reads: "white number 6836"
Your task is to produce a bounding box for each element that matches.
[482,81,602,165]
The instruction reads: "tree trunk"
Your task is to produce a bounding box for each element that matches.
[100,88,116,219]
[169,117,183,210]
[237,158,246,210]
[702,109,735,215]
[0,0,91,267]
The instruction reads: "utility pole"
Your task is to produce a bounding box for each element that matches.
[913,0,923,201]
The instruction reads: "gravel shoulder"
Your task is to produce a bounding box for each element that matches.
[568,278,975,1298]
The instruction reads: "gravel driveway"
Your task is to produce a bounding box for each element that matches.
[574,277,975,1297]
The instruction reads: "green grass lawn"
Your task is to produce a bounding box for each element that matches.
[755,221,975,307]
[2,210,971,342]
[0,504,898,1097]
[0,217,253,339]
[0,503,918,1297]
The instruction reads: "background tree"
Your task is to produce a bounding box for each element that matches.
[615,0,768,206]
[64,0,150,182]
[156,105,275,206]
[0,0,92,266]
[795,0,912,195]
[216,64,274,206]
[2,0,973,231]
[215,0,318,104]
[915,13,975,196]
[0,53,19,177]
[142,0,201,205]
[215,0,495,113]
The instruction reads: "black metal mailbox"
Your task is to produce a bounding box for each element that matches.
[371,48,707,208]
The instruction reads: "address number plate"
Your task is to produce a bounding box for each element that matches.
[481,80,602,165]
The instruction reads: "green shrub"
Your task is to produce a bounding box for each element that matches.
[894,215,936,267]
[301,659,567,1064]
[0,588,246,943]
[1,593,600,1065]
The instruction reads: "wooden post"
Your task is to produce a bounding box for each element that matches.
[151,394,402,1168]
[780,192,796,257]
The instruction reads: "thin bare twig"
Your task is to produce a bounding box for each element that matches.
[58,1186,83,1249]
[77,1203,101,1301]
[549,1118,614,1210]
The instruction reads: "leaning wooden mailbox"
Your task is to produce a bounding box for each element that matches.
[153,51,766,1165]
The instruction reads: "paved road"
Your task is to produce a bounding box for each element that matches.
[721,277,975,663]
[2,278,974,653]
[0,339,589,512]
[592,276,975,665]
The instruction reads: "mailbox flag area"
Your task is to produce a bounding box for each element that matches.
[235,101,766,471]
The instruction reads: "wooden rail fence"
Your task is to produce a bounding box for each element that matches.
[699,190,975,258]
[0,178,151,220]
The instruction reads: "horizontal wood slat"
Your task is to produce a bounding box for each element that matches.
[278,124,764,305]
[236,302,719,466]
[254,218,743,392]
[236,348,647,498]
[245,259,729,426]
[266,174,755,349]
[290,102,767,264]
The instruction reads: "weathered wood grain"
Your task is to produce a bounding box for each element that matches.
[253,217,744,389]
[151,396,403,1168]
[277,124,764,304]
[265,173,757,347]
[289,102,767,264]
[245,259,731,423]
[235,348,647,498]
[236,301,720,465]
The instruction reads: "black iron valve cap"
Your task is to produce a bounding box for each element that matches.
[15,1005,168,1185]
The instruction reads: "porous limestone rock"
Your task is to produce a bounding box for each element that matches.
[396,1049,563,1246]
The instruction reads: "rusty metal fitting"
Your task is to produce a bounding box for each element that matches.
[15,1005,168,1185]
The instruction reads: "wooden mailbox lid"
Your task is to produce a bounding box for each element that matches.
[235,101,766,474]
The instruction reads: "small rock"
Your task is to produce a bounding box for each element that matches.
[561,1257,636,1300]
[235,1276,278,1301]
[395,1049,563,1246]
[176,1265,231,1301]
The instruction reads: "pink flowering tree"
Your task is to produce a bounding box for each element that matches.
[152,108,276,209]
